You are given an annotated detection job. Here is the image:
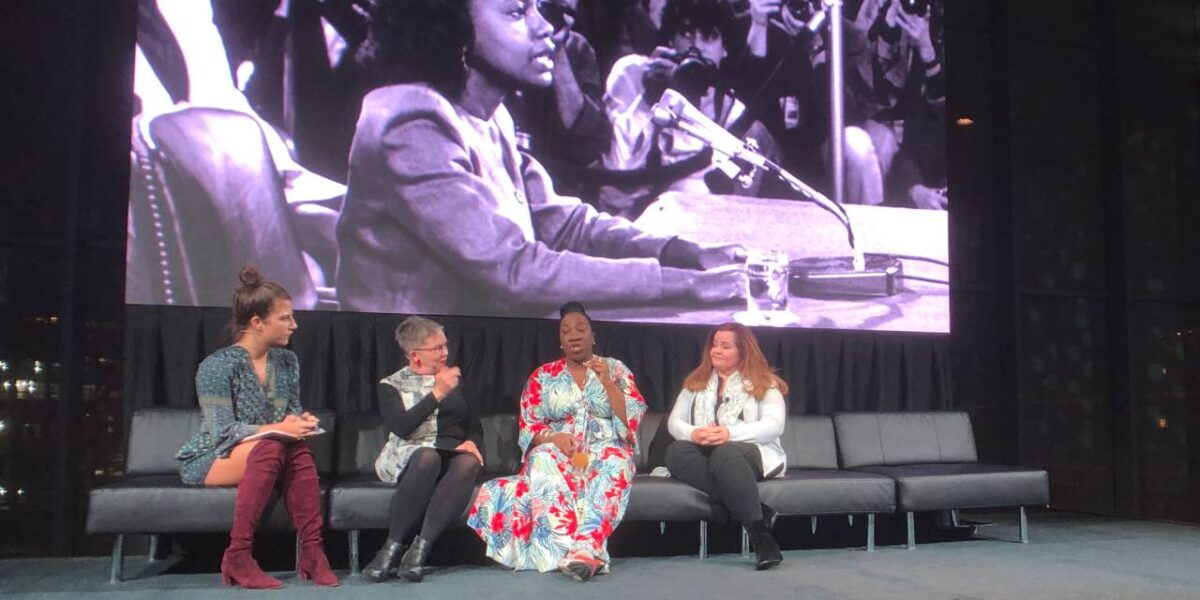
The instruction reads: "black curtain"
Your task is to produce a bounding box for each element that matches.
[123,304,952,418]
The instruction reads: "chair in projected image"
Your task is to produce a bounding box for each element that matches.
[126,107,336,308]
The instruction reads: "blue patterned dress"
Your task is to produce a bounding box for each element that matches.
[468,357,647,572]
[175,346,303,485]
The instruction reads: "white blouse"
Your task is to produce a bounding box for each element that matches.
[667,371,788,478]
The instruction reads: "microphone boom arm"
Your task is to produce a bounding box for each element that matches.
[652,91,860,260]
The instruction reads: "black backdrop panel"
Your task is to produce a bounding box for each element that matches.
[123,305,951,418]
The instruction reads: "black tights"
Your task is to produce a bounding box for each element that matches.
[388,448,480,543]
[665,440,766,525]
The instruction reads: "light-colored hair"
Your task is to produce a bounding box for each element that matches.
[394,316,444,354]
[683,322,788,399]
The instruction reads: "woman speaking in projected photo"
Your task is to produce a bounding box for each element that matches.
[335,0,746,317]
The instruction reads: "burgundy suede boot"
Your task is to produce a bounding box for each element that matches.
[282,442,338,586]
[221,439,286,589]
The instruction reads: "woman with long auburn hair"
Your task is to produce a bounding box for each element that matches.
[666,322,788,570]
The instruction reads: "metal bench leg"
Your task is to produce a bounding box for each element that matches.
[811,516,818,534]
[147,534,161,562]
[848,514,854,527]
[698,521,708,560]
[109,534,125,583]
[1019,506,1029,544]
[741,526,750,558]
[950,509,960,528]
[867,514,876,552]
[349,530,361,574]
[660,521,666,535]
[295,534,302,575]
[906,511,916,550]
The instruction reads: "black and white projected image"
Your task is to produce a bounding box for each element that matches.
[126,0,949,332]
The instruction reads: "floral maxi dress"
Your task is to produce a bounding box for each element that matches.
[468,357,646,572]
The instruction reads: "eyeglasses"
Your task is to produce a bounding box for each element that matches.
[537,0,576,33]
[414,344,448,353]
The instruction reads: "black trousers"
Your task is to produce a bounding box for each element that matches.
[665,440,766,525]
[388,447,480,543]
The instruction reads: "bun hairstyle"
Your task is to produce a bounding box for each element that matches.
[230,265,291,337]
[558,300,592,325]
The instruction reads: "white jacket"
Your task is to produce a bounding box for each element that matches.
[667,371,787,478]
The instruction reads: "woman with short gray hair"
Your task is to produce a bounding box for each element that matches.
[363,316,483,583]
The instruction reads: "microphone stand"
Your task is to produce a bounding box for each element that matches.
[652,93,864,270]
[827,0,846,208]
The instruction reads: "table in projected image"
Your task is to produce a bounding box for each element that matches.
[589,192,949,333]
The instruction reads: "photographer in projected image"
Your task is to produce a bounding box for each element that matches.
[725,0,885,205]
[847,0,947,209]
[599,0,780,220]
[336,0,747,317]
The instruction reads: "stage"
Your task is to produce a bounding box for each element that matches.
[4,511,1197,599]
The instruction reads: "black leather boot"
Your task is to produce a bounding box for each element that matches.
[761,503,778,530]
[399,536,432,582]
[746,520,782,571]
[362,538,405,583]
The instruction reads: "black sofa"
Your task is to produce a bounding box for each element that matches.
[87,407,1047,582]
[327,412,524,571]
[85,408,336,582]
[329,412,728,569]
[833,411,1051,548]
[749,415,897,552]
[330,412,896,568]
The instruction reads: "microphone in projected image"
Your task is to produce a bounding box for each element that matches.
[650,89,905,300]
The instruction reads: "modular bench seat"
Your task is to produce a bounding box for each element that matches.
[86,408,336,582]
[834,411,1050,548]
[86,408,1049,582]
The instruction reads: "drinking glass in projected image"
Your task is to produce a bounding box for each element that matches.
[746,250,789,312]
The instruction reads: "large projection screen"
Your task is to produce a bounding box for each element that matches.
[126,0,949,332]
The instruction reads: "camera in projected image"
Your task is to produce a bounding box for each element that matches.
[784,0,823,21]
[897,0,930,17]
[669,47,718,99]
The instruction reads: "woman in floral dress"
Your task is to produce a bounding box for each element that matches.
[469,302,646,581]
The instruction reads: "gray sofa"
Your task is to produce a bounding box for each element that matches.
[86,407,1049,582]
[752,415,896,552]
[85,407,336,582]
[834,411,1050,548]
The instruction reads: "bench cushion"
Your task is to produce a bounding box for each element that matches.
[335,413,521,478]
[635,413,662,471]
[126,407,337,476]
[330,475,419,531]
[779,415,840,470]
[87,475,326,534]
[834,411,977,469]
[857,463,1050,511]
[757,470,896,516]
[624,476,722,522]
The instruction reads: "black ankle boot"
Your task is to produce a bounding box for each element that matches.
[399,536,432,582]
[362,538,405,583]
[761,503,778,530]
[746,520,782,571]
